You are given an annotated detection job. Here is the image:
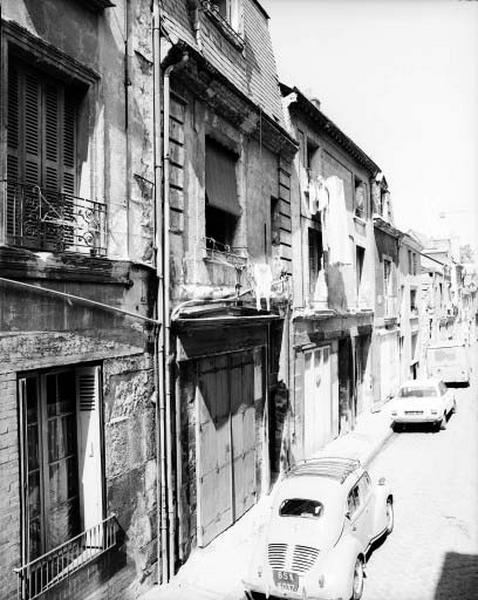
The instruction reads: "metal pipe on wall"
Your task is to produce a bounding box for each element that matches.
[163,52,188,580]
[151,0,168,585]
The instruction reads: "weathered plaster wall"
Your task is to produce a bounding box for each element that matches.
[172,82,281,303]
[287,111,375,314]
[2,0,155,263]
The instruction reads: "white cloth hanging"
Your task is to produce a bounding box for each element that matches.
[325,175,352,264]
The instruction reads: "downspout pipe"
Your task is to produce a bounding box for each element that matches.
[152,0,167,585]
[163,51,188,582]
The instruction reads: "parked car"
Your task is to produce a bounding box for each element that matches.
[391,378,456,431]
[243,457,393,600]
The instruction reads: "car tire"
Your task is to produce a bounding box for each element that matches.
[440,412,447,430]
[385,498,394,535]
[351,557,364,600]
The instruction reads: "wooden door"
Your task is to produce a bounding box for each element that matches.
[230,352,256,520]
[197,356,233,547]
[303,346,332,457]
[197,350,260,547]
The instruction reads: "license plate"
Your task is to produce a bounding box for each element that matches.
[273,570,299,592]
[405,410,423,415]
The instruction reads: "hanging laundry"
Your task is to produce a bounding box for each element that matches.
[248,262,273,311]
[325,175,352,265]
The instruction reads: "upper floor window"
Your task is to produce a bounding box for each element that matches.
[354,177,366,219]
[205,139,241,251]
[6,57,106,255]
[384,258,392,296]
[410,288,418,313]
[207,0,241,33]
[356,245,365,298]
[308,227,323,300]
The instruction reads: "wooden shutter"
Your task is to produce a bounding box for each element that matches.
[62,89,77,196]
[6,60,79,249]
[23,67,42,187]
[75,366,103,531]
[6,62,20,237]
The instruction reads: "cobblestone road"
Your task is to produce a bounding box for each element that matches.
[364,346,478,600]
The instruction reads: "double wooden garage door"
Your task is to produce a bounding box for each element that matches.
[196,349,262,547]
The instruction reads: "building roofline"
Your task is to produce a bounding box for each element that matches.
[373,216,403,239]
[172,41,298,157]
[281,82,381,176]
[251,0,270,20]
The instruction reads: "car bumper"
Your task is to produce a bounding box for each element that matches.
[392,414,441,424]
[243,579,346,600]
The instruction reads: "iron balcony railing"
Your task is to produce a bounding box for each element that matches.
[14,514,117,600]
[5,181,107,255]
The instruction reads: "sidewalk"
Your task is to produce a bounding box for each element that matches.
[140,404,395,600]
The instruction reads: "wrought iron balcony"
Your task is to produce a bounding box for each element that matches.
[5,181,107,256]
[14,514,117,600]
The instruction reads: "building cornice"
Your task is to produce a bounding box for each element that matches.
[281,83,381,176]
[170,42,298,160]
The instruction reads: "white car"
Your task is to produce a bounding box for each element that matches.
[391,378,456,431]
[243,457,393,600]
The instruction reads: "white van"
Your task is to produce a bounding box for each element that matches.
[426,342,470,385]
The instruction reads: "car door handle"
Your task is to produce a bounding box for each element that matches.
[352,525,357,532]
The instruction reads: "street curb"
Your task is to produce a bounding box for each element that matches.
[363,426,396,467]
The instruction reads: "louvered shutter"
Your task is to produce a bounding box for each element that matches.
[61,89,77,247]
[75,366,103,531]
[6,60,79,250]
[6,62,20,238]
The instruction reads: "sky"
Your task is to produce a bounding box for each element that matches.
[262,0,478,254]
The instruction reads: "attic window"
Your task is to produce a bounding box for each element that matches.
[203,0,244,49]
[354,177,366,219]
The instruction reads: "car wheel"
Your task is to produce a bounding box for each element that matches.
[351,557,364,600]
[385,498,394,535]
[440,412,447,430]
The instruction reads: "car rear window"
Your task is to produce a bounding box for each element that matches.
[279,498,323,518]
[399,386,437,398]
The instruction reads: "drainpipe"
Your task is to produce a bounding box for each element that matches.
[152,0,167,585]
[163,51,188,581]
[124,0,133,257]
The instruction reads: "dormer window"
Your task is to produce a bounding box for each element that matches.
[354,177,366,219]
[208,0,241,32]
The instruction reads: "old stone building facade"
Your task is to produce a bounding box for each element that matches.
[158,0,296,574]
[281,85,376,459]
[0,1,160,599]
[1,2,475,600]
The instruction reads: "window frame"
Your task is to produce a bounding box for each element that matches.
[354,176,367,220]
[18,365,105,567]
[1,22,99,248]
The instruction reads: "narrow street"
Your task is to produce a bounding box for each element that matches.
[364,345,478,600]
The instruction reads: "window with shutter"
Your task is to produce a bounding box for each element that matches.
[308,227,322,299]
[19,366,104,564]
[7,58,79,251]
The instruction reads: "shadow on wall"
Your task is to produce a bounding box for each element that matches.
[434,552,478,600]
